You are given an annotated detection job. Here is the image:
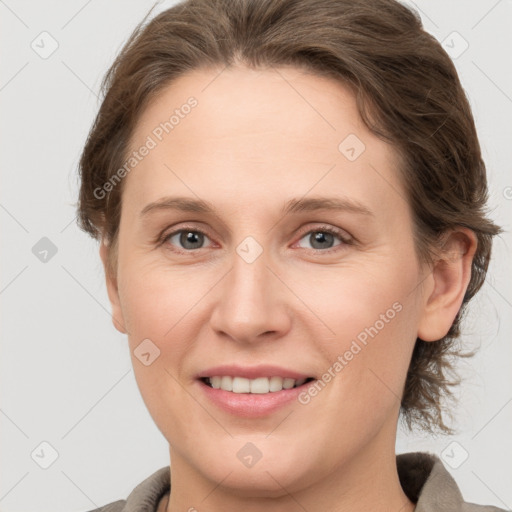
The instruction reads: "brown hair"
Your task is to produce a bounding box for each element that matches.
[77,0,501,432]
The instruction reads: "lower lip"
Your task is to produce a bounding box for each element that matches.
[197,379,314,418]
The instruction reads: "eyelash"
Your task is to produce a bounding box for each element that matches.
[158,224,353,255]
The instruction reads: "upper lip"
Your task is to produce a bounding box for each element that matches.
[196,364,314,380]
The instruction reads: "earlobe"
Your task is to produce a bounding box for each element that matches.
[99,238,128,334]
[417,228,478,342]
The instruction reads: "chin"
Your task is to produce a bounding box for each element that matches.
[205,463,308,498]
[186,435,316,496]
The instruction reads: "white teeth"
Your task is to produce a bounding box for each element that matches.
[282,378,295,389]
[210,376,221,389]
[250,377,270,394]
[269,376,284,392]
[206,376,311,393]
[232,377,250,393]
[220,376,233,391]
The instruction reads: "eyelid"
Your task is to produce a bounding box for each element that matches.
[292,224,354,252]
[294,223,353,244]
[158,225,214,250]
[158,222,354,253]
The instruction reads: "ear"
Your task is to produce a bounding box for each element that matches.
[417,228,478,342]
[99,238,127,334]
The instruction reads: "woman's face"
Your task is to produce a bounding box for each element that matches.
[106,66,433,494]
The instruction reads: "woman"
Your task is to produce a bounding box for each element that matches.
[77,0,504,510]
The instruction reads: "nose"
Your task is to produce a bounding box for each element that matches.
[209,245,291,344]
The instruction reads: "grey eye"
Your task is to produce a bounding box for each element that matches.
[167,230,210,250]
[297,230,343,250]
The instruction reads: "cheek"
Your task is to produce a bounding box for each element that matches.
[118,267,196,441]
[294,254,421,412]
[292,251,420,345]
[118,256,210,340]
[115,260,191,386]
[118,235,422,439]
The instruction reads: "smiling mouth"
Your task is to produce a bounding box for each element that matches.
[200,376,315,394]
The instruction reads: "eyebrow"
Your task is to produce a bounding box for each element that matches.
[140,195,374,218]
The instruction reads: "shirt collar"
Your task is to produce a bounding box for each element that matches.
[121,452,470,511]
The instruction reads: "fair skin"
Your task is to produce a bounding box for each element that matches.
[100,65,476,512]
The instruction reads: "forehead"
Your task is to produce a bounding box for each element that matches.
[124,65,407,222]
[133,65,367,152]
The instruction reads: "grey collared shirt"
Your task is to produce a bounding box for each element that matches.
[88,452,507,512]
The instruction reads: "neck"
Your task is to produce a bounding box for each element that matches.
[165,423,414,512]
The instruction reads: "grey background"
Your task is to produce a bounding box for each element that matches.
[1,0,511,510]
